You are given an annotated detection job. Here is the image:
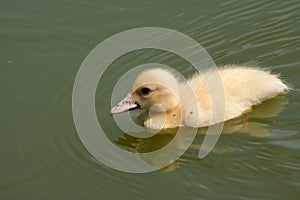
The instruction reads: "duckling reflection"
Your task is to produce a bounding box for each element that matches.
[116,126,197,173]
[224,94,288,137]
[115,94,288,173]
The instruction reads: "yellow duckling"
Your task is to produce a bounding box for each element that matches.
[110,66,288,129]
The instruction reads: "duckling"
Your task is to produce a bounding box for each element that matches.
[110,66,288,129]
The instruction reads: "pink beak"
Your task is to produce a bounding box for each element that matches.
[110,93,139,115]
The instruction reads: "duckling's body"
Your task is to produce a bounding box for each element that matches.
[110,66,288,129]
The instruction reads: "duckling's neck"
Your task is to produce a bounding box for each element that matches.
[141,104,182,129]
[165,104,182,128]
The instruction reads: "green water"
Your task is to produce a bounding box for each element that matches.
[1,0,300,199]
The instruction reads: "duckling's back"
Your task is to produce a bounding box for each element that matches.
[182,65,288,127]
[219,66,288,106]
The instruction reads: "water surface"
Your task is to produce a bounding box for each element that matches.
[1,0,300,199]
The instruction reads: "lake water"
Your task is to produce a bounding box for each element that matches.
[1,0,300,199]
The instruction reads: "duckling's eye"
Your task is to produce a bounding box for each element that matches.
[141,87,151,95]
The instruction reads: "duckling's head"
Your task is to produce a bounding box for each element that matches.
[110,68,180,114]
